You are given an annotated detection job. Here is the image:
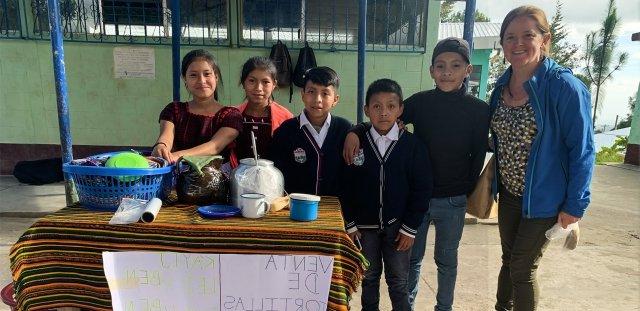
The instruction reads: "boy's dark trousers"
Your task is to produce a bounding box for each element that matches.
[360,222,411,311]
[495,186,556,311]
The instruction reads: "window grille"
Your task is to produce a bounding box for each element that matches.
[240,0,426,52]
[28,0,228,45]
[0,0,21,38]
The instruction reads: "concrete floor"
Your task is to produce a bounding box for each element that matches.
[1,165,638,310]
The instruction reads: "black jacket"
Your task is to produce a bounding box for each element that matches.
[271,115,351,196]
[340,129,433,237]
[352,87,489,198]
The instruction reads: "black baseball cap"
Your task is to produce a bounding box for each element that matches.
[431,37,471,64]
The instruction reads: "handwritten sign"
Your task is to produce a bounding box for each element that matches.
[103,252,220,310]
[113,47,155,79]
[103,252,334,311]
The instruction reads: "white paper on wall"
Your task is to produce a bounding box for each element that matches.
[113,47,155,79]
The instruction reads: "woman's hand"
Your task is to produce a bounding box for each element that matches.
[395,232,414,251]
[558,211,580,229]
[342,132,360,165]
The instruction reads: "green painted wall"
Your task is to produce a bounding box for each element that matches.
[628,84,640,145]
[0,40,435,146]
[0,1,446,147]
[471,48,492,101]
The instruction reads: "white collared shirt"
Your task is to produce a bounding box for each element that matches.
[299,111,332,148]
[369,123,400,156]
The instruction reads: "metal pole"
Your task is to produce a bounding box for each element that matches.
[357,0,367,123]
[47,0,77,206]
[171,0,181,101]
[463,0,476,59]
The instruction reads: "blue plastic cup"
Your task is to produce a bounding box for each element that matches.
[289,193,321,221]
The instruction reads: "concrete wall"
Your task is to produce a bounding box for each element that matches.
[0,39,437,147]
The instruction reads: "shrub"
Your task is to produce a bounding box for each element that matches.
[595,136,628,164]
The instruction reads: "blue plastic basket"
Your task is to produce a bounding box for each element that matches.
[62,154,174,211]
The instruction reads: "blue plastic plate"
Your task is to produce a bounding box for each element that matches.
[197,204,240,219]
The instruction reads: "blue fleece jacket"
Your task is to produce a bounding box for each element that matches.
[489,58,595,218]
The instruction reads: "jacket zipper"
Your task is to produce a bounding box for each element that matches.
[526,80,545,218]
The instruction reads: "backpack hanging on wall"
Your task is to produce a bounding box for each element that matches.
[269,40,294,102]
[293,41,317,88]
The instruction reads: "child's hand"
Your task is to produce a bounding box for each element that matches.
[348,230,362,250]
[168,151,183,164]
[153,144,172,162]
[397,120,405,130]
[342,132,360,165]
[395,232,414,251]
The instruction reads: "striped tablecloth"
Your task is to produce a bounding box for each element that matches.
[10,196,367,311]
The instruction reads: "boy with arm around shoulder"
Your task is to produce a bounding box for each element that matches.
[344,38,489,310]
[340,79,433,311]
[270,66,351,196]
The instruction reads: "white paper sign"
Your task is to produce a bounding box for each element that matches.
[113,47,155,79]
[102,252,334,311]
[220,254,334,311]
[103,252,221,310]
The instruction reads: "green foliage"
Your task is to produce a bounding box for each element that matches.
[595,136,628,164]
[448,11,491,22]
[617,94,636,129]
[583,0,629,129]
[440,0,456,22]
[441,1,490,22]
[575,73,592,90]
[549,0,581,69]
[486,51,508,100]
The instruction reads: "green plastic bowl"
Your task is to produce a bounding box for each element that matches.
[105,152,149,182]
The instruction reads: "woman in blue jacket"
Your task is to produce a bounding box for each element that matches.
[491,6,594,311]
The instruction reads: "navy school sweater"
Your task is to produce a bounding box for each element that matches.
[340,128,433,237]
[271,115,352,196]
[351,86,489,198]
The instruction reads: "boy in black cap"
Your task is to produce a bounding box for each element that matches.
[343,37,489,311]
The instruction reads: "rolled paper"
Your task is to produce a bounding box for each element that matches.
[140,198,163,223]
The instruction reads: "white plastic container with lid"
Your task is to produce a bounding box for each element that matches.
[231,158,284,207]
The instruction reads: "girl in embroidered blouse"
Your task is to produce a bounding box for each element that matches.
[235,56,293,160]
[152,49,243,166]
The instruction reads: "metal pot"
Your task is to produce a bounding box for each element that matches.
[231,158,284,207]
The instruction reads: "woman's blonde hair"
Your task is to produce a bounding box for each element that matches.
[499,5,551,55]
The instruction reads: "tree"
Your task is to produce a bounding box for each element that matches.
[549,0,580,69]
[449,11,491,22]
[486,51,508,100]
[440,0,456,22]
[440,1,490,22]
[617,94,636,129]
[583,0,629,129]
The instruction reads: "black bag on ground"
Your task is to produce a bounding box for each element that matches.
[269,40,294,102]
[293,41,317,88]
[13,158,64,185]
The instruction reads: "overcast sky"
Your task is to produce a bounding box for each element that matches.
[464,0,639,129]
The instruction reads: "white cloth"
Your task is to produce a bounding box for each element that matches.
[369,123,399,156]
[299,111,332,148]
